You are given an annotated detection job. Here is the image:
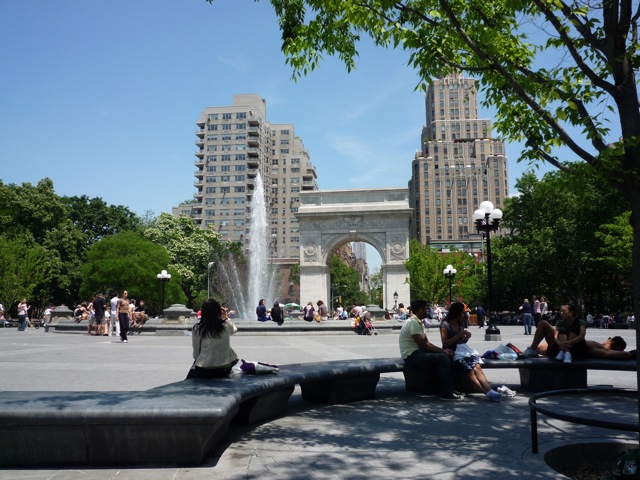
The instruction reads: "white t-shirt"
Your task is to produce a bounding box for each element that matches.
[110,296,119,315]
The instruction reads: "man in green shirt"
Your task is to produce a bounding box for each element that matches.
[399,299,463,400]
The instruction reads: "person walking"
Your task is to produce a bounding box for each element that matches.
[476,304,486,328]
[92,293,106,336]
[519,299,533,335]
[17,298,29,331]
[532,295,542,327]
[109,292,120,337]
[116,290,130,343]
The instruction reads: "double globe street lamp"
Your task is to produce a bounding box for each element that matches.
[157,269,172,318]
[472,201,503,327]
[443,264,457,307]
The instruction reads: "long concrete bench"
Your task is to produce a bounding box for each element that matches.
[404,357,637,393]
[0,357,634,467]
[0,358,405,467]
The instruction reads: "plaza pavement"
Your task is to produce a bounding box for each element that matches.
[0,321,637,479]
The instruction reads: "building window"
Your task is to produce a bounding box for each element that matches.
[207,124,218,131]
[234,186,245,192]
[222,113,232,120]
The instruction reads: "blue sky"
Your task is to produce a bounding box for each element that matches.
[1,0,557,268]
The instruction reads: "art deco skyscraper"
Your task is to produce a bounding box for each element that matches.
[408,73,509,252]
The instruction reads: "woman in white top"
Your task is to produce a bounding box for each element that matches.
[191,299,239,378]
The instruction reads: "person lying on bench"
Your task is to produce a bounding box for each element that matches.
[524,312,635,360]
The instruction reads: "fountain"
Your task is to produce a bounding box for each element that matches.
[215,173,277,320]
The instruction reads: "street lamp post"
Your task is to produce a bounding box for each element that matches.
[473,201,503,329]
[443,264,457,307]
[393,291,399,310]
[157,269,172,317]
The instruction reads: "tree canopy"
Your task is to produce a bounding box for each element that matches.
[144,213,240,308]
[209,1,640,310]
[495,169,631,313]
[80,231,186,313]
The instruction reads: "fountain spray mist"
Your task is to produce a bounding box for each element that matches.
[217,172,277,319]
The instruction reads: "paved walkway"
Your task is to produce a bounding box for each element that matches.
[0,323,637,479]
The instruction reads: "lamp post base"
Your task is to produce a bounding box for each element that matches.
[484,323,501,341]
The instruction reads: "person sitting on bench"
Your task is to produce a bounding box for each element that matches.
[399,299,463,400]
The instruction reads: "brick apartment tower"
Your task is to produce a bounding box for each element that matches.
[174,94,318,301]
[408,73,509,253]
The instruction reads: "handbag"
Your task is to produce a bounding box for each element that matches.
[236,359,279,374]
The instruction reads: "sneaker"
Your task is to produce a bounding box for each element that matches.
[497,386,517,397]
[440,392,464,400]
[555,351,565,361]
[523,348,538,358]
[486,390,502,402]
[563,352,572,364]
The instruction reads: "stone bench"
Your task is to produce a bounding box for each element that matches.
[0,356,634,467]
[403,357,637,393]
[0,358,405,467]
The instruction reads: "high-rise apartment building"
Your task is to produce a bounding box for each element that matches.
[176,94,318,261]
[408,73,508,252]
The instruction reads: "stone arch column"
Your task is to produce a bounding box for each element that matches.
[296,188,412,309]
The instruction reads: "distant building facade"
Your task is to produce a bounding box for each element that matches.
[408,73,509,253]
[175,94,318,262]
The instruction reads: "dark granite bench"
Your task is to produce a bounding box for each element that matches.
[0,356,634,467]
[0,358,405,467]
[403,357,637,393]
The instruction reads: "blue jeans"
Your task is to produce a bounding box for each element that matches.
[404,349,455,395]
[522,313,533,335]
[17,314,27,331]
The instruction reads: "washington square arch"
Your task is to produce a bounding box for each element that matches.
[296,187,412,310]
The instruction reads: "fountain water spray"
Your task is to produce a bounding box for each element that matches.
[218,172,276,319]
